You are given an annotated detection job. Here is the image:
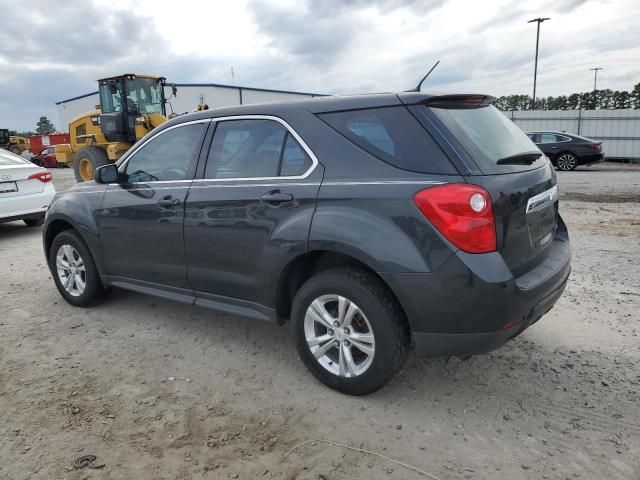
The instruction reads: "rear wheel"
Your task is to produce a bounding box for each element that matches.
[73,146,109,182]
[291,267,409,395]
[49,230,105,306]
[556,152,578,171]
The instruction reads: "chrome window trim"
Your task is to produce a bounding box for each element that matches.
[118,115,319,185]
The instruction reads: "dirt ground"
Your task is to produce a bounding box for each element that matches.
[1,163,639,480]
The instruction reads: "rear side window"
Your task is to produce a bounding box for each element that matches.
[319,107,456,174]
[280,134,312,176]
[539,133,558,144]
[205,119,312,179]
[427,105,545,174]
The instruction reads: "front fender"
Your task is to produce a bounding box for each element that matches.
[43,185,107,273]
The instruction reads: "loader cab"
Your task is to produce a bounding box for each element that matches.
[0,129,9,147]
[98,74,167,144]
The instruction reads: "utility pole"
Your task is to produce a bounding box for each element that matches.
[528,17,550,110]
[590,67,603,92]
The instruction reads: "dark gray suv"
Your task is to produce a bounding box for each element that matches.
[43,93,571,395]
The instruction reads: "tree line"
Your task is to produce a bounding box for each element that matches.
[11,116,56,137]
[494,82,640,111]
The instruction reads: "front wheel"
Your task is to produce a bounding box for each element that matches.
[49,230,106,306]
[556,152,578,171]
[291,267,409,395]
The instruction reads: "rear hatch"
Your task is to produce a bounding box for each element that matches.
[405,95,559,275]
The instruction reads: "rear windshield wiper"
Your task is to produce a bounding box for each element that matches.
[496,152,542,165]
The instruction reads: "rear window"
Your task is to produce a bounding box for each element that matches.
[319,106,456,174]
[0,149,28,166]
[427,105,545,174]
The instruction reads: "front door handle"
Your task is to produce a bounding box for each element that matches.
[157,196,181,207]
[261,190,294,204]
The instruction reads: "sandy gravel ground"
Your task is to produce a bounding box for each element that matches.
[0,164,638,480]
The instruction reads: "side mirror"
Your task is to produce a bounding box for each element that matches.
[94,163,120,184]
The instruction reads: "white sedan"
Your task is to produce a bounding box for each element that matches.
[0,148,56,226]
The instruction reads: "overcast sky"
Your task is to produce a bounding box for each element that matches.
[0,0,638,131]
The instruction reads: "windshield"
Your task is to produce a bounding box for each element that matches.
[0,149,29,165]
[125,78,165,115]
[0,129,9,144]
[428,104,546,174]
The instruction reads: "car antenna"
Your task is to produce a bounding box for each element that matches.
[407,60,440,92]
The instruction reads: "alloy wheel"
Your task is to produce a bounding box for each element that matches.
[56,244,87,297]
[304,294,375,377]
[557,153,577,171]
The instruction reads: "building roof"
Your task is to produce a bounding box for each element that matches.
[56,82,326,105]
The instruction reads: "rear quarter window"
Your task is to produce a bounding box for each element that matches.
[319,106,456,175]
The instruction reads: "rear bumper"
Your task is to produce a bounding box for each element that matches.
[381,217,571,358]
[579,153,604,165]
[0,185,55,223]
[412,272,568,357]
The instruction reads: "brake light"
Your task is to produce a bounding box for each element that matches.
[413,183,496,254]
[28,171,52,183]
[588,143,601,150]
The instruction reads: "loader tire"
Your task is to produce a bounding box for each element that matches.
[74,146,109,182]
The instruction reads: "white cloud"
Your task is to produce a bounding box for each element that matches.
[0,0,638,131]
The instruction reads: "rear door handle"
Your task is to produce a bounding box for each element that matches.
[157,196,181,207]
[261,190,293,204]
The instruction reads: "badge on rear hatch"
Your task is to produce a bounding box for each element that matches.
[526,185,559,248]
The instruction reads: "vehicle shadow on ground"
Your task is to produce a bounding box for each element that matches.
[0,222,42,241]
[100,287,550,403]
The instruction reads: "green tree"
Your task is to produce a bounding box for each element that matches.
[35,116,55,134]
[612,90,631,109]
[631,83,640,109]
[494,84,638,111]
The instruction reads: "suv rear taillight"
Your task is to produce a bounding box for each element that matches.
[413,183,496,254]
[28,171,52,183]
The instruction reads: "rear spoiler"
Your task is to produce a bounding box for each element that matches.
[398,93,495,109]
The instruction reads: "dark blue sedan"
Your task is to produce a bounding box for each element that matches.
[527,131,604,171]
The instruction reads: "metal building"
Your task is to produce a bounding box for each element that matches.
[56,83,324,130]
[505,109,640,161]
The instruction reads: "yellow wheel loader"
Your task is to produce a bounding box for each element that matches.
[0,129,29,155]
[55,74,176,182]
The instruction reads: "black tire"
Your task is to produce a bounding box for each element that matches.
[291,267,409,395]
[49,230,105,307]
[556,152,578,171]
[73,146,109,182]
[23,216,44,227]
